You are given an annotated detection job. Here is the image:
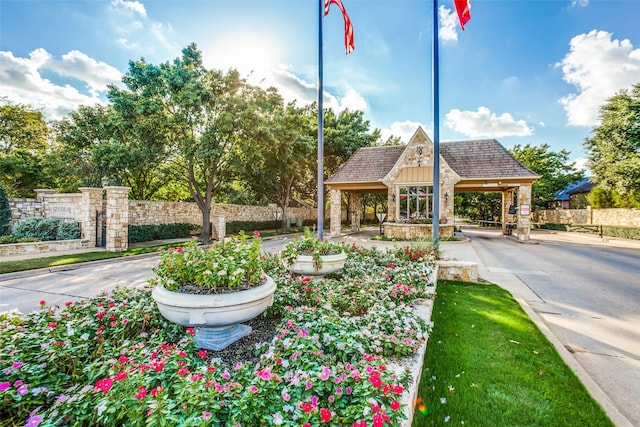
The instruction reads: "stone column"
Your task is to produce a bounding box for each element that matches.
[79,188,103,248]
[388,187,396,222]
[329,188,342,237]
[104,186,130,252]
[501,189,515,235]
[516,185,532,241]
[349,192,361,232]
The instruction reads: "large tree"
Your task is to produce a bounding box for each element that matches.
[584,82,640,207]
[111,44,269,241]
[242,100,316,231]
[509,143,584,208]
[0,102,53,196]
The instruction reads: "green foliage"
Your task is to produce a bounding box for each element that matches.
[0,183,10,235]
[509,143,585,208]
[12,217,80,241]
[534,223,568,231]
[455,192,502,221]
[602,225,640,240]
[0,102,53,196]
[585,82,640,205]
[0,235,40,244]
[280,227,345,270]
[588,186,617,208]
[151,233,262,291]
[127,223,196,243]
[226,220,278,235]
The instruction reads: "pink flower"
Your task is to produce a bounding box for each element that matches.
[177,368,189,376]
[0,381,10,392]
[114,371,128,381]
[48,322,56,328]
[198,350,208,358]
[321,366,331,381]
[249,386,259,393]
[151,386,163,397]
[94,378,113,393]
[12,362,23,369]
[253,230,260,237]
[257,368,271,380]
[134,386,147,399]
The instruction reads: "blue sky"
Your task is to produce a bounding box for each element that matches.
[2,0,640,169]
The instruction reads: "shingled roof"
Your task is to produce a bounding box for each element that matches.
[326,139,538,185]
[326,145,406,183]
[440,139,538,179]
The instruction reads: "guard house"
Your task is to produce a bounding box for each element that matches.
[326,127,539,240]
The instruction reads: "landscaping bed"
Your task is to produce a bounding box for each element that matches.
[0,244,437,426]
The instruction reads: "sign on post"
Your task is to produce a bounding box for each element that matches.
[520,204,530,215]
[376,212,387,235]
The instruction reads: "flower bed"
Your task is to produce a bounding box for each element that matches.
[0,243,437,426]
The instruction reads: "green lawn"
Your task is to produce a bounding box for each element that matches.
[413,280,613,427]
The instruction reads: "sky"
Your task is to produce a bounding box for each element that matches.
[1,0,640,170]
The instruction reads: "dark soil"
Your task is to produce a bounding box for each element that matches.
[201,316,281,368]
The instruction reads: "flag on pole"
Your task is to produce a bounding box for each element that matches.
[453,0,471,30]
[324,0,355,54]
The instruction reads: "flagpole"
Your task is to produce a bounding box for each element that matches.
[317,0,325,239]
[432,0,440,245]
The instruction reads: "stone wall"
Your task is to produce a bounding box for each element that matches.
[0,239,90,257]
[128,200,316,226]
[532,207,640,227]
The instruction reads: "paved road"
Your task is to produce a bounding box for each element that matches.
[459,226,640,427]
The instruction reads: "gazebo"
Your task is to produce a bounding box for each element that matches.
[325,127,540,240]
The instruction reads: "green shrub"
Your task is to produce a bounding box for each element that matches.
[0,235,40,244]
[127,223,196,243]
[602,225,640,240]
[11,217,81,241]
[56,221,81,240]
[535,223,568,231]
[226,220,275,235]
[0,183,10,236]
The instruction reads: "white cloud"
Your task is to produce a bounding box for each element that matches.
[573,157,590,173]
[444,106,534,138]
[112,0,146,17]
[438,6,459,43]
[0,49,122,120]
[380,120,429,144]
[557,30,640,127]
[571,0,589,7]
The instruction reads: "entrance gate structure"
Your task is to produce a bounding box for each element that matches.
[326,127,539,240]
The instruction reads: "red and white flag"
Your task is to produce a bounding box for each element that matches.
[324,0,355,54]
[453,0,471,30]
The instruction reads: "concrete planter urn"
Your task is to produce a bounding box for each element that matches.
[151,275,276,350]
[284,252,347,276]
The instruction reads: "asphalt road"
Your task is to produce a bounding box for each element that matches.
[461,226,640,426]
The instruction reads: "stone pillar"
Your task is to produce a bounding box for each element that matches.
[329,188,342,237]
[388,187,396,222]
[79,188,103,248]
[104,186,130,252]
[212,217,226,241]
[501,189,515,235]
[516,185,532,241]
[349,192,361,232]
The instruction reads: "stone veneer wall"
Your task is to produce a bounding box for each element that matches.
[128,200,317,226]
[0,239,90,257]
[384,223,454,239]
[532,207,640,227]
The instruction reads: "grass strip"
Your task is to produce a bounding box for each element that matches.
[0,244,176,274]
[413,280,613,427]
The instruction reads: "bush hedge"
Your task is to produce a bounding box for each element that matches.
[0,183,10,236]
[11,217,81,241]
[602,225,640,240]
[127,223,196,243]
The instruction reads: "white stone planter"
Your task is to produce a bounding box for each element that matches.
[285,252,347,276]
[151,275,276,350]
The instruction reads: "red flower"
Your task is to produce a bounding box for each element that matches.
[300,402,314,413]
[114,371,128,381]
[368,374,382,388]
[353,422,367,427]
[198,349,208,358]
[390,400,401,411]
[94,378,113,393]
[48,322,56,328]
[253,230,260,237]
[320,408,332,423]
[134,386,148,399]
[39,300,45,306]
[150,386,163,397]
[65,301,73,307]
[186,327,195,335]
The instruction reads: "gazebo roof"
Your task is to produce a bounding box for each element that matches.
[326,139,538,186]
